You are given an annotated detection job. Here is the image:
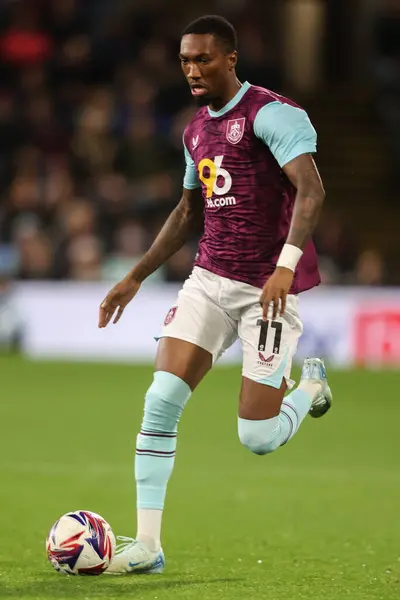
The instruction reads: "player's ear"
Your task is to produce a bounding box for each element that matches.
[228,51,238,70]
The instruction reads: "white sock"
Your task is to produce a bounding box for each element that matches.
[136,509,163,551]
[297,378,322,401]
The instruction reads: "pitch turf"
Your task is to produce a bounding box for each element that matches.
[0,357,399,600]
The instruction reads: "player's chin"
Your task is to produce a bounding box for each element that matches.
[192,92,213,107]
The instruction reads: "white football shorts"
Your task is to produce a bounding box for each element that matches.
[159,266,303,389]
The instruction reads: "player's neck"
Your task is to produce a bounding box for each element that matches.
[208,79,243,112]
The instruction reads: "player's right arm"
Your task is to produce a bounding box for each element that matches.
[98,186,203,328]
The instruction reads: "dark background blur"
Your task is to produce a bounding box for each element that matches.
[0,0,398,287]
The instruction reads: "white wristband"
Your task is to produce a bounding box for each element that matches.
[276,244,303,272]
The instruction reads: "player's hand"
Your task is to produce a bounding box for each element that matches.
[98,276,141,328]
[260,267,294,320]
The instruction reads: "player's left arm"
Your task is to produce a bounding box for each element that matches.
[261,154,325,318]
[254,102,325,319]
[282,153,325,249]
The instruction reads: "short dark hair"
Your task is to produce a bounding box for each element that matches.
[182,15,238,53]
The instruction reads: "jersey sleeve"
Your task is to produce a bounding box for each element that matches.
[183,138,201,190]
[253,102,317,168]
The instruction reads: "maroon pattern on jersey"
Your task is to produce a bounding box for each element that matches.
[183,85,320,294]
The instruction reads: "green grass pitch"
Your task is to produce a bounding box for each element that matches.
[0,357,399,599]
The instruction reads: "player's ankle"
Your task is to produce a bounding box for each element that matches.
[136,534,161,552]
[297,379,323,401]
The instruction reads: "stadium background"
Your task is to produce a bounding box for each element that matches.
[1,2,400,600]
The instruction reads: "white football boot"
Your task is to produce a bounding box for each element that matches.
[300,358,333,418]
[105,537,165,575]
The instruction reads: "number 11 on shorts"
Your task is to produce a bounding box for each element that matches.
[256,319,282,354]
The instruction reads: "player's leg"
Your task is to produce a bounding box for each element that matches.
[108,268,237,574]
[155,336,213,390]
[238,295,332,455]
[134,337,212,556]
[135,291,236,552]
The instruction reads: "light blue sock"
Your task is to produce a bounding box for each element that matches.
[135,371,191,510]
[238,389,312,454]
[280,388,312,444]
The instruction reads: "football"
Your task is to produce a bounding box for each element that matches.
[46,510,116,575]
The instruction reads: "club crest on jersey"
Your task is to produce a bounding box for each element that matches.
[226,117,245,145]
[164,306,177,326]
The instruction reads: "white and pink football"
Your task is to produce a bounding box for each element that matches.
[46,510,116,575]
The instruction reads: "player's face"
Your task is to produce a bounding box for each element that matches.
[179,34,237,106]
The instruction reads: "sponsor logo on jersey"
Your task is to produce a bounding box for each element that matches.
[258,352,275,364]
[192,135,199,149]
[206,196,236,208]
[226,117,245,145]
[198,155,235,209]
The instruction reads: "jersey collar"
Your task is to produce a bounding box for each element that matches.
[207,81,251,118]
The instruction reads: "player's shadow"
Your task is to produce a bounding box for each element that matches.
[0,577,244,597]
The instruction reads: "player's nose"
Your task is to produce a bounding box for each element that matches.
[188,63,201,79]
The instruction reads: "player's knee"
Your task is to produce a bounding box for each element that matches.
[143,371,192,432]
[238,417,281,455]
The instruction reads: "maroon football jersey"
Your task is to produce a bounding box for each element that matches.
[183,83,321,293]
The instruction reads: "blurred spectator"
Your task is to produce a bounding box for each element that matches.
[102,219,164,283]
[0,3,53,69]
[372,0,400,171]
[313,212,357,284]
[67,234,102,280]
[14,222,53,279]
[71,87,116,179]
[53,199,98,278]
[350,250,387,287]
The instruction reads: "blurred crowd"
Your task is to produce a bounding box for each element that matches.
[0,0,393,287]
